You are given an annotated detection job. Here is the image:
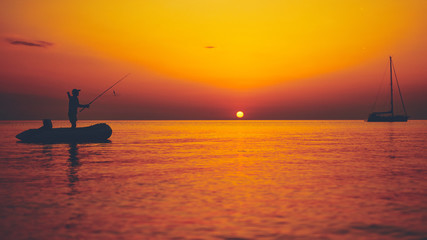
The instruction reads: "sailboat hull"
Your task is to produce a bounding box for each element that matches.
[367,113,408,122]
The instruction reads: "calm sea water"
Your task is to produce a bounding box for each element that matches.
[0,120,426,240]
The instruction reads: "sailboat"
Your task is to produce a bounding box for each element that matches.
[367,56,408,122]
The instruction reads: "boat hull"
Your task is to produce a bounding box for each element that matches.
[16,123,112,143]
[367,114,408,122]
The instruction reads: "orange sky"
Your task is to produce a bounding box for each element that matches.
[1,0,426,119]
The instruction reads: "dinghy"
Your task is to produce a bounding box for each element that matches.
[16,122,112,143]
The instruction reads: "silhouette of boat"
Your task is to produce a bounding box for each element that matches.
[367,56,408,122]
[16,123,112,143]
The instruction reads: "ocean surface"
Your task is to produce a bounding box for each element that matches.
[0,120,426,240]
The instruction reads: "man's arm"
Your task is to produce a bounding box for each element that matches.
[78,104,90,108]
[77,99,90,108]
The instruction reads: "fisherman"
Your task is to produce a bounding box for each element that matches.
[67,89,89,128]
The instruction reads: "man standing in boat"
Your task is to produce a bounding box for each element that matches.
[67,89,90,128]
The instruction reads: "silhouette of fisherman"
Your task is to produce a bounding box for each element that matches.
[67,89,89,128]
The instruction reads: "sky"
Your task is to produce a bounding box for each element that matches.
[1,0,426,120]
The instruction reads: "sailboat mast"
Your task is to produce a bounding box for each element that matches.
[390,56,394,117]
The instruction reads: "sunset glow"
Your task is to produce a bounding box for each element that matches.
[1,0,427,119]
[4,0,422,89]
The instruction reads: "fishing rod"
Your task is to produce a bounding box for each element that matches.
[80,73,130,112]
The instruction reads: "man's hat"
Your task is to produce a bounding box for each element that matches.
[72,89,81,94]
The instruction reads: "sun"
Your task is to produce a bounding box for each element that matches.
[236,111,244,118]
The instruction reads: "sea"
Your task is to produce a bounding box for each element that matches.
[0,120,426,240]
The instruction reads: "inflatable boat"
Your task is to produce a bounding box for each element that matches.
[16,123,112,143]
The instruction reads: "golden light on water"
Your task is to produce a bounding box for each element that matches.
[236,111,244,118]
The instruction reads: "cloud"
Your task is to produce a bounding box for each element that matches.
[6,38,53,48]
